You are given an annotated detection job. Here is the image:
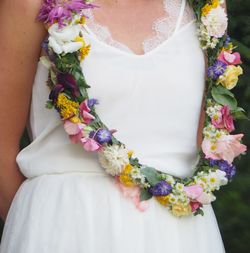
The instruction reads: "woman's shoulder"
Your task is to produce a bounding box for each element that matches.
[0,0,44,25]
[0,0,47,46]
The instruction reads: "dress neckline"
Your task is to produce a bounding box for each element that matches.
[82,19,196,59]
[82,0,189,57]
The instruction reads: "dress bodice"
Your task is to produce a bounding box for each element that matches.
[16,0,206,179]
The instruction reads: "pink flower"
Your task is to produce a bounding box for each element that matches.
[63,120,85,143]
[79,100,95,124]
[196,192,216,205]
[37,0,96,28]
[80,137,102,152]
[190,201,202,212]
[218,51,242,65]
[114,177,149,212]
[184,185,203,200]
[202,134,247,164]
[212,105,235,132]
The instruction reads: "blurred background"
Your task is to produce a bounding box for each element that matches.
[0,0,249,252]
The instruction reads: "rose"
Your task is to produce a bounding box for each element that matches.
[196,192,216,205]
[184,184,203,200]
[202,133,247,164]
[217,65,243,90]
[48,23,84,54]
[218,51,242,65]
[190,201,202,212]
[211,105,235,132]
[171,203,192,217]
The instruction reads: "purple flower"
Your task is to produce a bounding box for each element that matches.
[87,98,99,108]
[49,84,64,103]
[149,181,172,196]
[37,0,96,28]
[95,129,112,144]
[57,73,80,97]
[207,60,227,80]
[209,159,236,180]
[224,35,231,46]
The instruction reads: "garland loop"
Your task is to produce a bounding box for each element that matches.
[38,0,248,217]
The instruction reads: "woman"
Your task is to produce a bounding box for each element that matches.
[0,0,227,252]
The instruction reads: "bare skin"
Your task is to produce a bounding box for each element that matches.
[87,0,208,144]
[0,0,46,221]
[0,0,226,221]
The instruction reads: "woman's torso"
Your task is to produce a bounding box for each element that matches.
[16,0,206,178]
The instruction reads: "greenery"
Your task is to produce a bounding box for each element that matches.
[0,1,249,252]
[212,1,250,253]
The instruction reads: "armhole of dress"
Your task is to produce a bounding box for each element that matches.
[173,0,187,36]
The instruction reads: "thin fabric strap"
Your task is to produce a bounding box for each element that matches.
[173,0,187,35]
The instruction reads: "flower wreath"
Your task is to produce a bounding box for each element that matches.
[38,0,248,217]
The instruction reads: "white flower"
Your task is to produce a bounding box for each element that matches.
[201,6,228,38]
[168,194,178,204]
[197,192,216,205]
[161,174,175,186]
[98,144,129,176]
[204,170,228,191]
[130,167,149,187]
[39,56,51,69]
[48,23,84,54]
[175,183,185,192]
[197,24,219,49]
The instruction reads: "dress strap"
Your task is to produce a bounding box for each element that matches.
[173,0,186,35]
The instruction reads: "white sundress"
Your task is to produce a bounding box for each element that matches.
[0,0,226,252]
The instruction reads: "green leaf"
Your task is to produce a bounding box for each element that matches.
[45,100,54,109]
[49,69,57,85]
[79,86,87,99]
[211,86,238,110]
[140,188,153,201]
[232,107,250,120]
[141,167,161,186]
[194,208,204,216]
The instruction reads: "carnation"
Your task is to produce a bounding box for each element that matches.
[98,144,129,176]
[201,6,228,38]
[37,0,95,28]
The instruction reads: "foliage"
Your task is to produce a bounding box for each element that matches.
[212,1,250,253]
[0,1,250,252]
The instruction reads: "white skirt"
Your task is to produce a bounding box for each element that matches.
[0,171,225,253]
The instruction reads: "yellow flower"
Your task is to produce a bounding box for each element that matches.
[119,164,135,187]
[201,0,219,16]
[56,93,79,120]
[75,36,91,61]
[127,150,134,158]
[79,45,91,61]
[171,203,192,217]
[75,16,86,25]
[210,143,217,151]
[70,116,81,123]
[156,195,170,206]
[217,65,243,90]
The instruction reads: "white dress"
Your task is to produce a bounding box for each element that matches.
[0,0,226,252]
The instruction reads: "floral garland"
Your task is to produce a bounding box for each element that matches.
[38,0,248,217]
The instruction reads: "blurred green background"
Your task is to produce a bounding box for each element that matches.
[0,0,249,252]
[212,1,250,253]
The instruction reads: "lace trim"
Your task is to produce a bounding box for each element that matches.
[82,0,196,54]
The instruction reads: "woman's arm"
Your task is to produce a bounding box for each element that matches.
[0,0,46,221]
